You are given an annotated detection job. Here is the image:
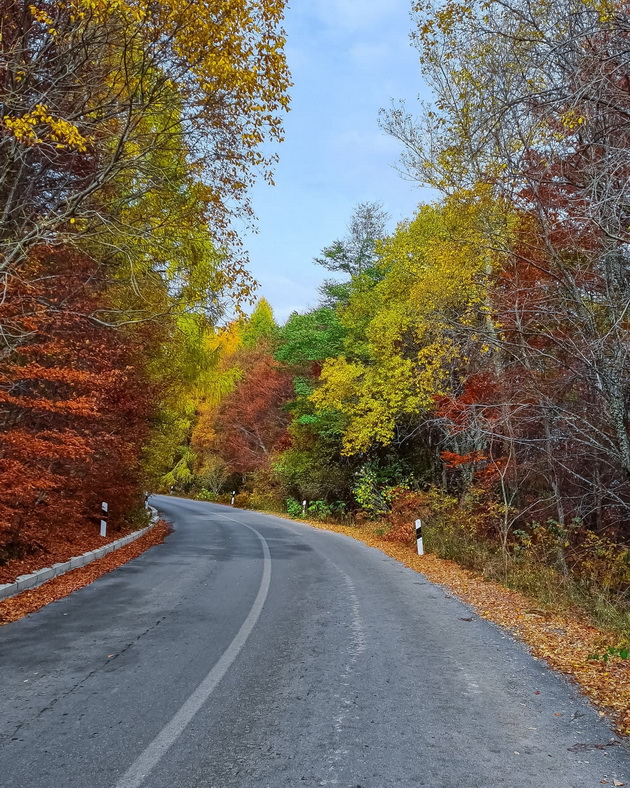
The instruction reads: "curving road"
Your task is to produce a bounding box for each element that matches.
[1,495,630,787]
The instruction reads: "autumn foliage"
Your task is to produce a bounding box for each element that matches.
[213,348,293,474]
[175,2,630,637]
[0,248,154,561]
[0,0,290,571]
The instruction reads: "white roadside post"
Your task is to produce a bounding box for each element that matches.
[302,499,307,516]
[231,491,236,506]
[100,502,108,537]
[415,518,424,556]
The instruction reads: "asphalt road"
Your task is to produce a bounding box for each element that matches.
[1,496,630,787]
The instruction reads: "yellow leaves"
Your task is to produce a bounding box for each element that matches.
[311,189,500,455]
[583,0,616,22]
[560,109,586,130]
[4,105,90,151]
[313,354,424,454]
[29,4,57,34]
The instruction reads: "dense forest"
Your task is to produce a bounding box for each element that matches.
[0,0,290,560]
[3,0,630,628]
[170,0,630,629]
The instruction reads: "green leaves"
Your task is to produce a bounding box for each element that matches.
[588,647,630,663]
[275,308,345,366]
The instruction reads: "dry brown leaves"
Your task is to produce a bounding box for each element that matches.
[299,517,630,736]
[0,521,147,584]
[0,521,171,625]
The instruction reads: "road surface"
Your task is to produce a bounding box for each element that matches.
[1,495,629,787]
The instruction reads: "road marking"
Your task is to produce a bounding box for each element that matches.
[115,514,271,788]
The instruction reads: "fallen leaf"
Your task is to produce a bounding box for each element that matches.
[0,522,171,626]
[291,517,630,738]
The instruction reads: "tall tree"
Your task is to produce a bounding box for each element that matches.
[0,247,154,560]
[241,298,277,348]
[213,349,293,474]
[1,0,291,279]
[314,201,389,277]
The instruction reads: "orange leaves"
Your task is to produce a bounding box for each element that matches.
[0,247,155,562]
[213,347,294,474]
[440,450,487,468]
[0,521,171,620]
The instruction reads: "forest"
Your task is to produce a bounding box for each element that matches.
[0,0,290,563]
[4,0,630,631]
[171,0,630,632]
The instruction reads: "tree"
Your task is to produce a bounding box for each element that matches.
[241,298,278,348]
[314,201,389,277]
[312,193,492,454]
[378,0,630,533]
[0,247,154,560]
[213,349,293,474]
[1,0,291,279]
[275,307,345,367]
[0,0,291,556]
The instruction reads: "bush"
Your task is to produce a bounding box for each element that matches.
[412,487,630,636]
[197,488,218,502]
[248,492,284,513]
[233,492,251,509]
[352,459,413,518]
[285,497,304,518]
[381,489,427,544]
[307,500,333,521]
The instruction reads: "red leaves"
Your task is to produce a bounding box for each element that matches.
[0,246,154,563]
[0,521,171,619]
[440,450,487,468]
[213,347,294,474]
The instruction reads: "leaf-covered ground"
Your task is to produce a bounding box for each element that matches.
[0,521,171,625]
[0,520,158,585]
[298,516,630,737]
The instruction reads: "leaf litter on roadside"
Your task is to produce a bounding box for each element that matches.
[294,515,630,737]
[0,521,171,625]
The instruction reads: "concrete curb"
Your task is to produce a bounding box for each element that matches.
[0,506,160,602]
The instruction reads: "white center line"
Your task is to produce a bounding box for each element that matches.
[115,514,271,788]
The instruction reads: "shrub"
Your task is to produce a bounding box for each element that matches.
[381,489,427,544]
[233,492,251,509]
[248,492,284,513]
[197,489,218,502]
[286,497,304,518]
[307,500,333,521]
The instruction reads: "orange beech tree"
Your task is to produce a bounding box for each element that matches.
[213,347,294,476]
[0,247,155,560]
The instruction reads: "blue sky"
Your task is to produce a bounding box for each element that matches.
[242,0,434,323]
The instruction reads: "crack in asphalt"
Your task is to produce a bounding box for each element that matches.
[6,616,167,741]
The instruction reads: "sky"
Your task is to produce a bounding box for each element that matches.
[242,0,434,323]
